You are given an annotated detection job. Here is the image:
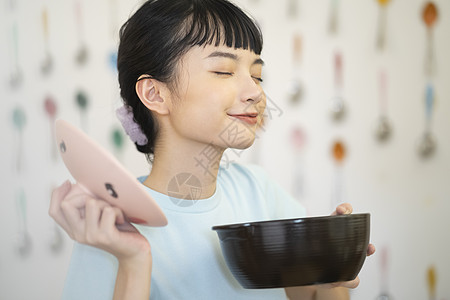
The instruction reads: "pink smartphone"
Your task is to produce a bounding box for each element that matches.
[54,119,167,227]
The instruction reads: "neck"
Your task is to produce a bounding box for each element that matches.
[143,137,225,200]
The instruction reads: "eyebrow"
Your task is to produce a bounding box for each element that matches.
[206,51,265,66]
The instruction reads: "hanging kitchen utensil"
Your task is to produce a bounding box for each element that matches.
[328,0,339,35]
[8,0,17,10]
[111,126,125,161]
[12,106,26,172]
[329,52,346,120]
[288,34,304,104]
[75,89,89,131]
[9,22,23,88]
[427,265,437,300]
[49,222,64,253]
[74,0,89,65]
[422,2,438,76]
[331,140,346,209]
[290,126,307,199]
[15,187,32,257]
[107,0,119,72]
[374,70,392,141]
[375,0,391,50]
[44,96,58,161]
[375,246,393,300]
[40,7,53,75]
[46,185,64,253]
[417,83,436,157]
[287,0,299,19]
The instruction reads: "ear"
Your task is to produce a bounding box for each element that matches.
[135,75,170,115]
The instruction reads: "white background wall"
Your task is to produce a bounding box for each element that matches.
[1,0,449,299]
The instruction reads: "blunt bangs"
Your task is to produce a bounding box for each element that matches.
[180,0,263,54]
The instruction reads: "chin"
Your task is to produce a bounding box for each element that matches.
[216,120,259,149]
[229,136,256,149]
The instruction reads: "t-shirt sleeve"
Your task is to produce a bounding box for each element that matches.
[62,242,117,300]
[243,163,307,220]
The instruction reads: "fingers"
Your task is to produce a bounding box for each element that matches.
[49,180,79,236]
[319,276,360,290]
[61,191,89,240]
[49,181,121,244]
[367,243,376,256]
[49,180,71,223]
[98,206,124,243]
[73,197,122,246]
[332,202,353,215]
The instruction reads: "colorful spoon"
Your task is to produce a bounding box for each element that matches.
[422,2,438,76]
[331,140,346,209]
[12,106,26,172]
[15,187,32,257]
[376,246,392,300]
[40,7,53,75]
[427,266,437,300]
[111,127,125,161]
[374,70,392,141]
[288,34,304,104]
[47,185,64,253]
[10,22,23,88]
[8,0,17,10]
[417,83,436,157]
[290,126,307,199]
[328,0,340,35]
[375,0,391,50]
[287,0,299,18]
[44,96,58,160]
[330,52,346,120]
[74,0,89,65]
[107,0,119,72]
[75,90,89,131]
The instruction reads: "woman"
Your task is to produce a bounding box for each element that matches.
[50,0,374,299]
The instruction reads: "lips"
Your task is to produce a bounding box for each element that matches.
[228,113,259,125]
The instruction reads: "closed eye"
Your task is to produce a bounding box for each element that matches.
[213,71,233,76]
[252,76,263,83]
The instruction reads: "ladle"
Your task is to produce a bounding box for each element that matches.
[330,52,345,120]
[427,266,437,300]
[374,70,392,141]
[40,8,53,75]
[15,188,32,257]
[417,83,436,157]
[422,2,438,76]
[288,34,304,104]
[75,90,89,131]
[375,0,391,50]
[44,96,58,160]
[74,0,89,65]
[331,140,346,209]
[12,107,26,172]
[10,22,23,88]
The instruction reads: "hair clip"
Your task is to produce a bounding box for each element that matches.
[115,105,148,146]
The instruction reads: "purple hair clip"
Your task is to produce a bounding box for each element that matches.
[115,105,148,146]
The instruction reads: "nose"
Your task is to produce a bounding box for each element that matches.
[241,75,264,104]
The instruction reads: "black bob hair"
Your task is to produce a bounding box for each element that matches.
[117,0,263,159]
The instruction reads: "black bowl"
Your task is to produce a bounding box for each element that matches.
[212,213,370,289]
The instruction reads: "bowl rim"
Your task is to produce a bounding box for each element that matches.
[211,213,370,231]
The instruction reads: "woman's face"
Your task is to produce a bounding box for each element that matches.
[165,44,266,150]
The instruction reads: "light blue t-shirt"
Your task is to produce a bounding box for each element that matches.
[62,163,306,300]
